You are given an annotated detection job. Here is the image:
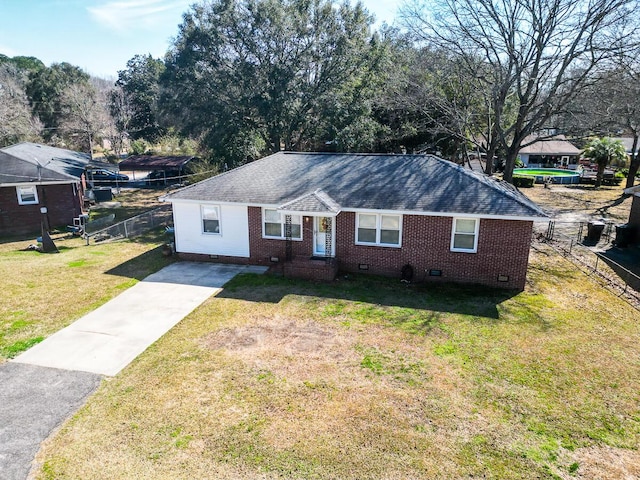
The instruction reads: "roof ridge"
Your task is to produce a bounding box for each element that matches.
[279,188,341,213]
[313,188,341,211]
[434,156,545,216]
[280,151,427,157]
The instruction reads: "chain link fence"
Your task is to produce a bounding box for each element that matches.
[85,205,173,245]
[533,221,640,309]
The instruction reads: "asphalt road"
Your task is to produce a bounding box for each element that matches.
[0,363,101,480]
[1,262,268,479]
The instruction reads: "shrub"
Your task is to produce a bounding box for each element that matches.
[130,139,150,155]
[513,175,535,188]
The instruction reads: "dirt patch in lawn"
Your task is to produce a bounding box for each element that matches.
[205,318,339,354]
[555,445,640,479]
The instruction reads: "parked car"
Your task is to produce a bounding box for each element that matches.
[87,169,129,186]
[145,169,183,186]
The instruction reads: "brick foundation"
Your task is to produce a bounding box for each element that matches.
[334,212,531,290]
[283,257,339,281]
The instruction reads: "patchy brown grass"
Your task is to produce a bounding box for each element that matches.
[523,183,632,224]
[34,245,640,479]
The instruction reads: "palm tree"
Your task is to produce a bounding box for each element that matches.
[582,137,627,188]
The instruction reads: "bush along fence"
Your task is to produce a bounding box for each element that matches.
[534,221,640,309]
[85,205,173,245]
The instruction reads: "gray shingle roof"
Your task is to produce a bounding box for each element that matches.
[164,152,547,219]
[519,135,581,155]
[0,142,95,184]
[279,189,341,214]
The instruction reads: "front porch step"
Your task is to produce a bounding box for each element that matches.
[283,256,338,281]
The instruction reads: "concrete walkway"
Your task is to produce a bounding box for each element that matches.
[2,262,267,480]
[13,262,268,376]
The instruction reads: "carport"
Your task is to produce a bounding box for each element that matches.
[118,154,197,185]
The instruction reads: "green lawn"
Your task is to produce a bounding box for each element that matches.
[0,229,173,361]
[33,244,640,479]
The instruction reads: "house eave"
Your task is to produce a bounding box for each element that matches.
[623,185,640,195]
[164,198,547,222]
[1,180,80,187]
[277,209,341,217]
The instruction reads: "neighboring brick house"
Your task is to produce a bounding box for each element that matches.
[0,143,91,237]
[162,152,547,290]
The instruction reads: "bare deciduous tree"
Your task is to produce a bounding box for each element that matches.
[58,80,111,158]
[402,0,638,182]
[0,64,42,146]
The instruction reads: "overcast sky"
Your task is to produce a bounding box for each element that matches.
[0,0,403,79]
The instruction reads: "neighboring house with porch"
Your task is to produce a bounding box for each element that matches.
[518,135,582,168]
[162,152,547,290]
[0,143,93,237]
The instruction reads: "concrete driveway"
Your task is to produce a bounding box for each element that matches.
[2,261,267,480]
[13,262,267,376]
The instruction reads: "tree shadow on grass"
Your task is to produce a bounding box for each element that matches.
[105,245,175,281]
[218,272,519,320]
[594,193,630,218]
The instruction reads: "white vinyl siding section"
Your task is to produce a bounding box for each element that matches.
[172,202,250,257]
[16,186,38,205]
[356,213,401,246]
[451,217,479,253]
[262,208,302,240]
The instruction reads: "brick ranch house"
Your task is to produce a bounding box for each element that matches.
[162,152,548,290]
[0,143,93,237]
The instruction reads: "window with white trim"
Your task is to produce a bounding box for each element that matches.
[356,213,401,246]
[16,186,38,205]
[202,205,221,234]
[263,209,301,239]
[451,217,479,252]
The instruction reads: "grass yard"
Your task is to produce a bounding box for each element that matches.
[523,182,632,224]
[33,241,640,479]
[0,189,173,361]
[90,187,167,222]
[0,187,171,361]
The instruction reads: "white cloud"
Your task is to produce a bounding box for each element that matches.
[87,0,190,31]
[0,44,19,57]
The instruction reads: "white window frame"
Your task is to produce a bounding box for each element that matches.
[355,213,402,247]
[262,208,302,240]
[450,217,479,253]
[16,185,39,205]
[201,205,222,235]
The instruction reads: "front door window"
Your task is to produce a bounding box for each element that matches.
[314,216,334,256]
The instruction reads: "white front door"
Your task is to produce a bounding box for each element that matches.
[314,216,334,256]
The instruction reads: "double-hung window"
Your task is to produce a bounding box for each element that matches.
[451,217,479,252]
[356,213,401,246]
[202,205,221,234]
[263,209,301,239]
[16,186,38,205]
